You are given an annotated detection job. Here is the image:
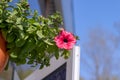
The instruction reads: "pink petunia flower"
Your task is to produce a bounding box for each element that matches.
[54,30,76,50]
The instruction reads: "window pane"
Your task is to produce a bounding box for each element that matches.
[43,63,66,80]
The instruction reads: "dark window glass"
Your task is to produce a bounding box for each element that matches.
[42,63,66,80]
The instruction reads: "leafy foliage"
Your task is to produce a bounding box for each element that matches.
[0,0,76,69]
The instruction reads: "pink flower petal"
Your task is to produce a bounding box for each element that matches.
[54,30,76,50]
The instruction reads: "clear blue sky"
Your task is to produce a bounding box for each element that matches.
[74,0,120,44]
[73,0,120,79]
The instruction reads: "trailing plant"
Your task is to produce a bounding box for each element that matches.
[0,0,78,69]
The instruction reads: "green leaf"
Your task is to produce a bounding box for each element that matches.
[16,18,22,24]
[17,25,23,30]
[27,26,37,34]
[7,42,15,48]
[0,23,6,28]
[33,22,40,27]
[33,10,38,18]
[28,19,35,23]
[15,38,26,47]
[20,59,26,64]
[19,31,25,39]
[55,51,59,59]
[8,0,13,2]
[21,38,36,53]
[6,32,16,42]
[44,39,53,45]
[0,20,2,23]
[62,50,70,59]
[27,59,34,64]
[10,52,18,58]
[75,36,80,40]
[54,48,59,60]
[40,64,44,69]
[44,57,50,66]
[36,30,44,38]
[1,30,7,40]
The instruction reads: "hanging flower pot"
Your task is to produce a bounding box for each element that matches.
[0,32,9,72]
[0,0,79,71]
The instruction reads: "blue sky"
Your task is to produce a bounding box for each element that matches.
[73,0,120,79]
[28,0,41,14]
[74,0,120,44]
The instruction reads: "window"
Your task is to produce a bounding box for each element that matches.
[42,63,66,80]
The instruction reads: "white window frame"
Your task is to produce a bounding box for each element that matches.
[24,46,80,80]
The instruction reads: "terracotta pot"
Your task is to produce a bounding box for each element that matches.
[0,32,9,72]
